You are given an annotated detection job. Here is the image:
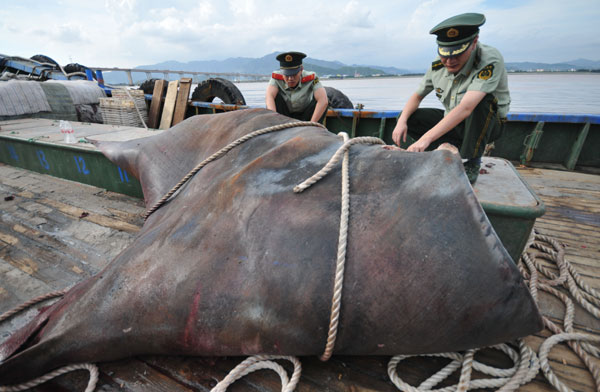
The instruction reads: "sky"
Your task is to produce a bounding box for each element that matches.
[1,0,599,70]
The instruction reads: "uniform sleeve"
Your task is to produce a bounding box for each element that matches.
[467,58,504,94]
[415,69,434,97]
[268,78,278,87]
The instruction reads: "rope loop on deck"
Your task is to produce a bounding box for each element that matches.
[387,341,539,392]
[143,120,326,220]
[0,363,98,392]
[210,355,301,392]
[520,230,600,392]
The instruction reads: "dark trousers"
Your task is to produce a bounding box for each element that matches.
[407,94,505,159]
[274,92,325,123]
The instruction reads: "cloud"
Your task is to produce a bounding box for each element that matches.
[0,0,597,69]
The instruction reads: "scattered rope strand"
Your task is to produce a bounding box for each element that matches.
[210,355,301,392]
[0,363,98,392]
[144,121,325,220]
[539,333,600,392]
[0,289,66,322]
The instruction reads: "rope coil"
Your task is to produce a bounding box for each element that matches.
[520,231,600,392]
[387,341,539,392]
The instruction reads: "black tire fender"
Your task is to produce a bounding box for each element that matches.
[64,63,96,80]
[139,79,167,95]
[191,78,246,105]
[324,86,353,109]
[30,54,59,67]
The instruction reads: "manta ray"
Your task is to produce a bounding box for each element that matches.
[0,108,542,385]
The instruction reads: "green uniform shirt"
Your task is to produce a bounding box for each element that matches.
[416,43,510,118]
[269,70,323,113]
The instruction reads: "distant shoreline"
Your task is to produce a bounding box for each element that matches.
[310,70,600,82]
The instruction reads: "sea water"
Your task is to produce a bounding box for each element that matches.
[234,73,600,114]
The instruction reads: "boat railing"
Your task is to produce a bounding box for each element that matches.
[92,67,269,85]
[182,100,599,173]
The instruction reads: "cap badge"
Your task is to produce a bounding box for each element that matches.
[447,28,459,38]
[285,54,293,62]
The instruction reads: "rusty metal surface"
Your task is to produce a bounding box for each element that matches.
[0,109,542,385]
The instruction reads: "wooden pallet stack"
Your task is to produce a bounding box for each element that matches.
[147,78,192,129]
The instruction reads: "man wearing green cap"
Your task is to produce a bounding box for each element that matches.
[266,51,328,122]
[392,13,510,184]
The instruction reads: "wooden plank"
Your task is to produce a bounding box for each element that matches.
[39,198,141,234]
[172,78,192,126]
[99,359,196,392]
[147,79,167,129]
[159,80,179,130]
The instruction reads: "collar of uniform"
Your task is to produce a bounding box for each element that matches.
[457,42,479,78]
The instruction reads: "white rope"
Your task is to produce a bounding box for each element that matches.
[293,136,384,194]
[144,120,326,219]
[0,289,66,322]
[538,333,600,392]
[295,134,384,361]
[520,231,600,391]
[0,291,100,392]
[387,341,539,392]
[210,355,301,392]
[210,133,386,390]
[0,363,98,392]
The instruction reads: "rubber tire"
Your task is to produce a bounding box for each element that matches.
[191,78,246,105]
[30,54,59,67]
[139,79,166,95]
[64,63,96,80]
[325,86,353,109]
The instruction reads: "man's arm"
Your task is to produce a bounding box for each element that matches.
[266,84,279,112]
[310,87,328,122]
[392,92,425,146]
[407,90,486,152]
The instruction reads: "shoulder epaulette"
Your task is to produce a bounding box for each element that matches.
[301,74,315,83]
[432,60,444,70]
[271,72,284,80]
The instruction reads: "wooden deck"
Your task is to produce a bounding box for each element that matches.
[0,163,599,391]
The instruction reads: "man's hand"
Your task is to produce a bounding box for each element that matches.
[407,137,431,152]
[392,121,408,146]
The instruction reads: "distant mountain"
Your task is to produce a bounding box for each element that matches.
[505,59,600,72]
[102,52,422,84]
[100,54,600,85]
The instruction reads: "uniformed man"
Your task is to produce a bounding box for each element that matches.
[391,13,510,184]
[266,51,328,122]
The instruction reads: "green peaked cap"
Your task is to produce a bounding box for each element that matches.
[430,13,485,57]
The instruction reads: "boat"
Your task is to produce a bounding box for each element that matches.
[0,56,599,391]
